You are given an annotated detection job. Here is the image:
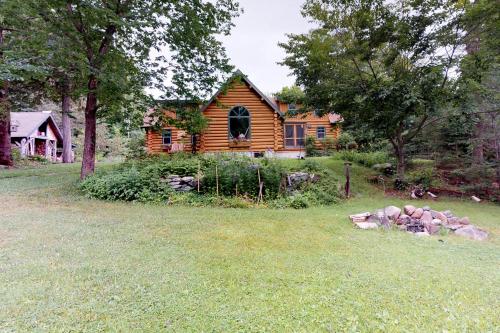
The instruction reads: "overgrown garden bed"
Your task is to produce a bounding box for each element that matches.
[80,154,344,208]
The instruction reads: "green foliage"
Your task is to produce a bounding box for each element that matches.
[202,156,285,199]
[80,167,173,203]
[336,132,357,151]
[280,0,465,178]
[125,131,147,160]
[79,155,344,208]
[335,151,392,168]
[407,167,438,191]
[274,85,305,104]
[305,136,319,156]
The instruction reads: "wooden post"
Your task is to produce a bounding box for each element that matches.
[257,167,264,203]
[215,163,219,197]
[344,162,352,198]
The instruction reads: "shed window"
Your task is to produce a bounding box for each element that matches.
[162,129,172,145]
[317,127,326,139]
[288,103,297,111]
[229,106,250,140]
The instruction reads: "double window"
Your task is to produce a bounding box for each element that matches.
[284,123,305,148]
[229,106,251,140]
[317,126,326,139]
[162,129,172,145]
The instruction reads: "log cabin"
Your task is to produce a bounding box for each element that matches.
[143,71,342,158]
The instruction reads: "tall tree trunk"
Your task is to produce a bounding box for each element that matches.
[390,134,405,180]
[80,77,98,179]
[472,118,485,164]
[0,29,12,167]
[61,79,73,163]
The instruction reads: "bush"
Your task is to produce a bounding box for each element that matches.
[80,154,344,208]
[407,167,437,190]
[125,131,147,160]
[202,156,285,199]
[305,136,319,156]
[335,150,392,168]
[336,132,357,150]
[80,167,173,202]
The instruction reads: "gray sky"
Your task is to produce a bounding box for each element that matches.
[220,0,312,95]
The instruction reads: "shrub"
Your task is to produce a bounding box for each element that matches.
[319,137,336,155]
[336,132,357,150]
[335,150,392,168]
[407,167,437,190]
[80,155,343,208]
[305,136,319,156]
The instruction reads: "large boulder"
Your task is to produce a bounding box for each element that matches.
[384,206,401,221]
[454,226,488,241]
[404,205,416,216]
[411,208,424,219]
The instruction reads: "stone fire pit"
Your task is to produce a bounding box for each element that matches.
[349,205,488,241]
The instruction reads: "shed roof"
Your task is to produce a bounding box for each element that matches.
[10,112,63,141]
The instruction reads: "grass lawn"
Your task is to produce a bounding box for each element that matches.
[1,159,499,332]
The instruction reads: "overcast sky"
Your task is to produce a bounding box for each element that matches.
[220,0,312,95]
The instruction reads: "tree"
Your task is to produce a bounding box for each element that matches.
[161,101,209,154]
[31,0,240,178]
[274,85,306,104]
[280,0,465,178]
[0,1,46,167]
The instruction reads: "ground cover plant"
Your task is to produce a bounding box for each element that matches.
[0,159,499,331]
[79,154,343,208]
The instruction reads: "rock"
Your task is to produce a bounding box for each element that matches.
[454,226,488,241]
[398,225,408,231]
[443,210,454,218]
[431,219,442,225]
[384,206,401,221]
[458,216,470,225]
[427,191,438,199]
[447,217,459,225]
[181,176,194,182]
[415,231,430,237]
[471,195,481,202]
[169,181,181,186]
[422,205,431,211]
[411,208,424,219]
[435,212,448,223]
[355,222,379,230]
[444,224,463,231]
[170,184,183,189]
[425,224,441,235]
[366,214,381,225]
[375,209,391,227]
[404,205,416,216]
[349,212,371,222]
[396,214,410,225]
[420,211,433,224]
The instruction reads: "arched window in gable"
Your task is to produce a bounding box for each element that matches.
[228,106,250,140]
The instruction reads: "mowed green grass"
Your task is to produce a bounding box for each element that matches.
[0,159,499,332]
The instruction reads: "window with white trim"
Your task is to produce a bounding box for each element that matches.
[162,129,172,145]
[317,126,326,139]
